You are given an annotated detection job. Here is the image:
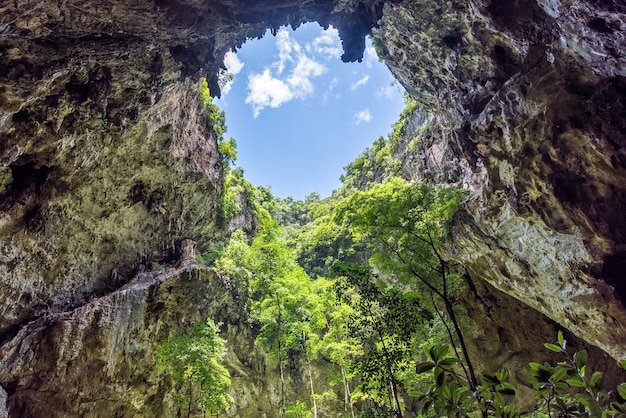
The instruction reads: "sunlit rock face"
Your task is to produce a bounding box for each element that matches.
[374,0,626,360]
[1,0,625,415]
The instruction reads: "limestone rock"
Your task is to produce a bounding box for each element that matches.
[374,0,626,360]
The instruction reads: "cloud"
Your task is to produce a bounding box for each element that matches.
[351,75,370,91]
[354,109,372,125]
[275,30,301,74]
[224,50,244,74]
[288,55,326,97]
[219,50,244,96]
[245,69,294,117]
[308,27,342,59]
[364,44,378,68]
[329,77,339,90]
[244,27,328,117]
[376,84,397,100]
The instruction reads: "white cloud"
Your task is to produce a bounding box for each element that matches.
[309,27,342,59]
[244,27,328,116]
[275,30,300,74]
[364,44,378,68]
[219,50,245,96]
[288,55,326,97]
[376,84,396,100]
[351,75,370,91]
[223,50,244,74]
[329,77,338,89]
[245,69,294,117]
[354,109,372,125]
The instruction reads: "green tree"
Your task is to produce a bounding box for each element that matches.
[214,229,253,302]
[313,277,361,417]
[156,318,232,417]
[333,177,475,389]
[246,214,325,417]
[330,262,432,417]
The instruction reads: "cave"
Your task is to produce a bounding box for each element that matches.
[1,0,626,416]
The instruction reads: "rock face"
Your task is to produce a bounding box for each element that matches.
[373,0,626,360]
[0,260,327,417]
[1,0,625,416]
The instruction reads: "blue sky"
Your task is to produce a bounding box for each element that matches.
[215,23,405,200]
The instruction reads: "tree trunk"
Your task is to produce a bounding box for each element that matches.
[276,294,286,417]
[187,379,193,418]
[375,319,402,417]
[302,332,318,418]
[340,364,356,418]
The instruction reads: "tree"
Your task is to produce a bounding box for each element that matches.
[333,177,476,392]
[313,277,361,418]
[330,262,432,417]
[156,318,232,417]
[246,214,325,417]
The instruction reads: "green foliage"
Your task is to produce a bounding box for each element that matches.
[340,94,417,190]
[370,36,385,58]
[218,137,238,166]
[219,167,257,228]
[413,333,626,417]
[200,78,237,166]
[156,318,232,417]
[286,401,313,418]
[256,186,312,228]
[196,241,226,266]
[330,262,432,417]
[528,332,626,417]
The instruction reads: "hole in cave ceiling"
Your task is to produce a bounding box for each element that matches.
[214,22,406,200]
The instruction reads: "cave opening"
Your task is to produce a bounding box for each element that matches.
[214,22,405,200]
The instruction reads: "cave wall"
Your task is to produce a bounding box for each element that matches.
[0,259,338,417]
[373,0,626,360]
[1,0,626,415]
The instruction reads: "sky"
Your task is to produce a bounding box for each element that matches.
[215,23,406,200]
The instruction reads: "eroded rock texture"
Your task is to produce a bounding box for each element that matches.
[1,0,625,416]
[373,0,626,360]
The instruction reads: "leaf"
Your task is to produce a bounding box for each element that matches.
[545,343,565,353]
[495,392,505,408]
[416,361,436,374]
[574,350,588,369]
[589,398,603,417]
[555,398,568,411]
[555,381,570,391]
[497,382,516,396]
[617,383,626,402]
[551,365,569,382]
[620,359,626,371]
[610,401,625,413]
[435,344,450,360]
[557,330,566,349]
[439,357,460,367]
[429,345,438,362]
[590,371,603,387]
[566,377,586,388]
[482,372,500,385]
[435,367,445,388]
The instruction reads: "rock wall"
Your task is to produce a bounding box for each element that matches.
[1,0,626,415]
[0,260,338,417]
[374,0,626,360]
